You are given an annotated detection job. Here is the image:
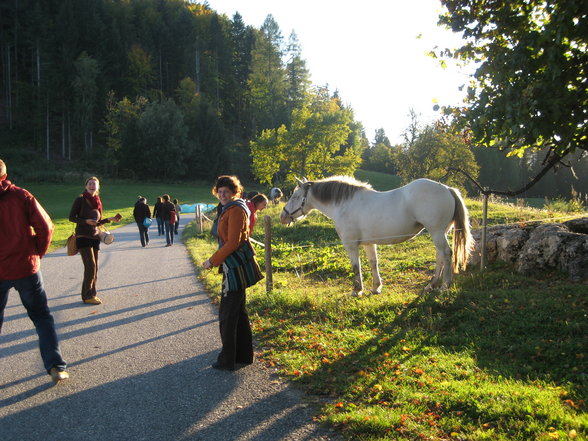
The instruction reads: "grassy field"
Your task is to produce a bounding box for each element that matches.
[184,174,587,441]
[18,173,587,440]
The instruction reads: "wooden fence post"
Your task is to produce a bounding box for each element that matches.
[264,215,273,293]
[196,204,202,234]
[481,188,489,271]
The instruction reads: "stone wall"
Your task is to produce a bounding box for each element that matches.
[469,217,588,282]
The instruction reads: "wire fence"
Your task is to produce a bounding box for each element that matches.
[194,204,585,292]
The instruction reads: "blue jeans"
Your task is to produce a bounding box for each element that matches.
[164,220,174,245]
[0,272,67,373]
[156,217,164,236]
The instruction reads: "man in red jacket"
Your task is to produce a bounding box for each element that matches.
[0,159,69,383]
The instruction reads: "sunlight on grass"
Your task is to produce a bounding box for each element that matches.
[184,200,587,441]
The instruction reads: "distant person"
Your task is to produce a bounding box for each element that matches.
[153,196,164,236]
[161,194,176,247]
[173,198,182,235]
[202,175,253,371]
[0,159,69,383]
[246,193,269,234]
[69,176,121,305]
[270,187,283,205]
[133,196,151,247]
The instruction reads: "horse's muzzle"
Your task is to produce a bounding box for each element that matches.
[279,211,291,225]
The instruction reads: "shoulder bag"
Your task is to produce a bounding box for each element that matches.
[67,232,78,256]
[223,240,264,292]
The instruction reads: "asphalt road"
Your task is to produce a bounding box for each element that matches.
[0,215,340,441]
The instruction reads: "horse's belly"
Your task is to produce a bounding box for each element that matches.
[340,221,423,245]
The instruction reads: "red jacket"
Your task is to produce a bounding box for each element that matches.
[0,179,54,280]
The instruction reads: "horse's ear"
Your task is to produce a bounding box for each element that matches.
[295,177,304,187]
[302,177,308,183]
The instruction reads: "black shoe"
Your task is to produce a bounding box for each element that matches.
[212,361,235,371]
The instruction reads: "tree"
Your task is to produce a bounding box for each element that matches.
[437,0,588,194]
[285,31,311,114]
[175,77,228,180]
[250,90,361,186]
[247,15,288,131]
[395,123,479,194]
[73,52,100,152]
[135,98,189,179]
[126,45,155,97]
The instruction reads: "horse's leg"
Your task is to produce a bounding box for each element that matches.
[424,231,453,291]
[363,244,382,294]
[343,242,363,296]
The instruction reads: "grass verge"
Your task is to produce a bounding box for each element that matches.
[185,202,587,441]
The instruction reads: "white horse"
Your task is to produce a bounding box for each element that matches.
[280,176,474,296]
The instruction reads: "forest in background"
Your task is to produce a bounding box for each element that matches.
[1,0,586,199]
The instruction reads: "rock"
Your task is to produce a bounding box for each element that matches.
[470,217,587,282]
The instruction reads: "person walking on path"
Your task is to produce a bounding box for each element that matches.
[153,196,164,236]
[202,175,253,371]
[0,159,69,384]
[133,196,151,247]
[161,194,176,247]
[69,176,121,305]
[173,198,182,235]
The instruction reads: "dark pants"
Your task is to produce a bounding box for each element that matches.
[0,272,67,373]
[217,289,253,369]
[156,217,163,236]
[164,220,174,245]
[137,223,149,247]
[79,245,99,300]
[174,217,179,235]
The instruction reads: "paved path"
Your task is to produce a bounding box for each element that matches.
[0,216,340,441]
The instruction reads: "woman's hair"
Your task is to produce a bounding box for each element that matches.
[212,175,243,197]
[162,194,170,202]
[157,196,162,203]
[173,198,179,204]
[251,193,268,206]
[85,176,100,194]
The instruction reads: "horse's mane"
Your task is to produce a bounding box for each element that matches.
[310,176,372,204]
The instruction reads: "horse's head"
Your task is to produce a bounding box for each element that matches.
[280,178,311,224]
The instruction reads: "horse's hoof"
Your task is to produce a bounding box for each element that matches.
[372,285,383,295]
[351,291,363,297]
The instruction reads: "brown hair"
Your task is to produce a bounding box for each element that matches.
[212,175,243,198]
[251,193,268,206]
[0,159,6,177]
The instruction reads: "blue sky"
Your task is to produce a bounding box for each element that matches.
[207,0,471,144]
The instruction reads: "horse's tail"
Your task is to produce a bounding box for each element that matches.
[449,187,474,273]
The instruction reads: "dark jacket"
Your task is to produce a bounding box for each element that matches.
[69,195,110,239]
[0,179,54,280]
[161,201,176,222]
[133,200,151,224]
[153,201,163,219]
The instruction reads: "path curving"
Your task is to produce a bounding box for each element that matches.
[0,215,340,441]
